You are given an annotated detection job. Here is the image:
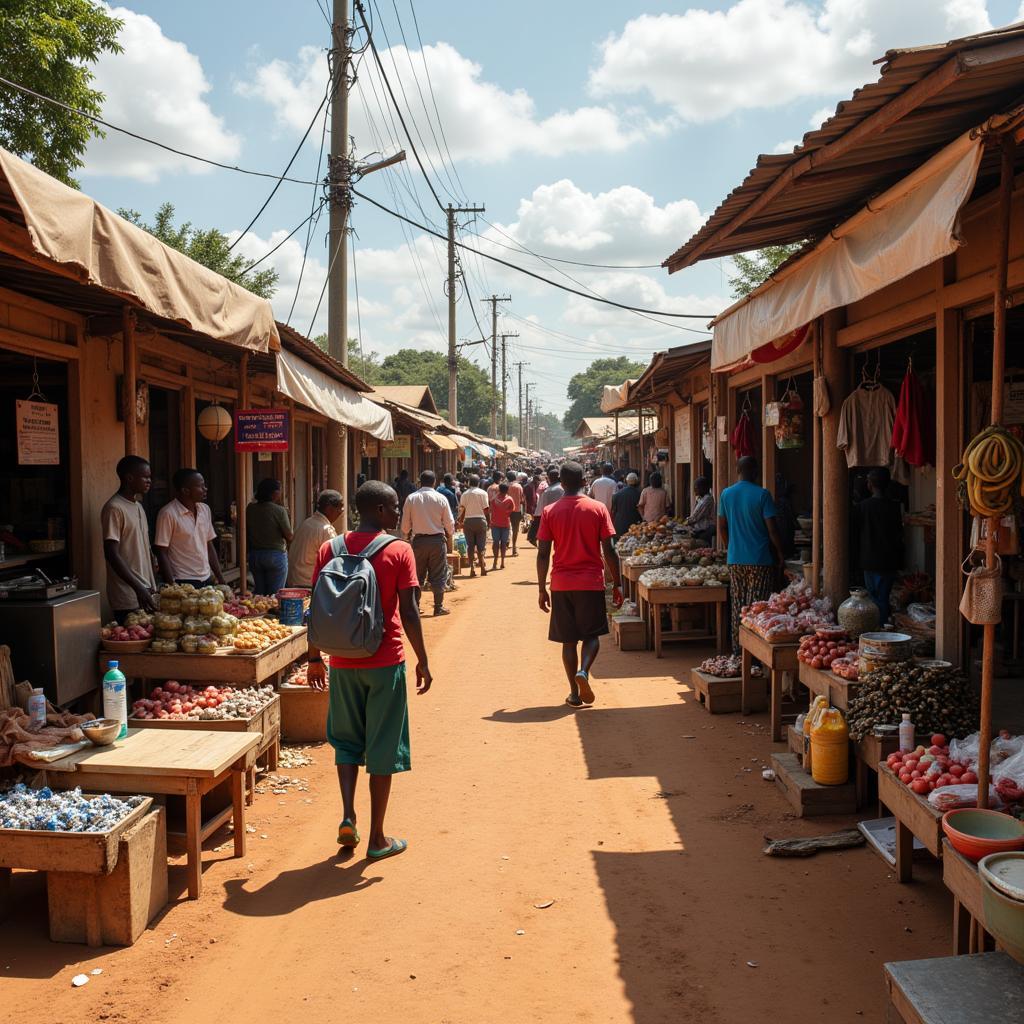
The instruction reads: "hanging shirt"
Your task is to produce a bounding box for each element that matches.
[891,367,935,467]
[837,386,898,468]
[730,411,755,458]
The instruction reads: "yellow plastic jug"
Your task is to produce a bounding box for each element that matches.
[810,708,849,785]
[803,695,828,773]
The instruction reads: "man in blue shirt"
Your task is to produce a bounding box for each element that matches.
[438,473,459,518]
[718,456,786,654]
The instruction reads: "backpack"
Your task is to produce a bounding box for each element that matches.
[307,533,398,659]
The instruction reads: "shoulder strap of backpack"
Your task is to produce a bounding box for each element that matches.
[359,533,398,561]
[329,534,349,558]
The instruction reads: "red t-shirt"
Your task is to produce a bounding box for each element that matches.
[507,481,524,512]
[490,495,515,528]
[311,531,418,669]
[537,494,614,591]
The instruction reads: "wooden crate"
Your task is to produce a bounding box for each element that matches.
[770,752,857,817]
[47,807,168,947]
[690,669,752,714]
[278,684,328,743]
[447,553,462,578]
[612,615,647,651]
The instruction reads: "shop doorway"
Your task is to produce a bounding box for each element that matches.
[143,385,181,536]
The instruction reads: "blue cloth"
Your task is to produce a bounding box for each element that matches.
[863,570,896,626]
[248,548,288,595]
[719,480,777,566]
[437,485,458,518]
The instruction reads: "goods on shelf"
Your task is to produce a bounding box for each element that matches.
[886,735,979,798]
[617,517,726,568]
[891,572,934,608]
[233,618,292,651]
[797,629,855,669]
[638,565,729,588]
[131,682,275,721]
[741,579,836,641]
[100,622,153,643]
[155,584,227,618]
[0,783,145,832]
[845,661,979,741]
[837,587,879,635]
[831,656,859,681]
[698,654,741,678]
[285,662,309,686]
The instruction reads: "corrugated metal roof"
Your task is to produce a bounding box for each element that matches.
[664,23,1024,272]
[629,340,711,402]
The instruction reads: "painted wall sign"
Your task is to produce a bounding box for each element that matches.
[382,433,412,460]
[234,408,290,452]
[16,400,60,465]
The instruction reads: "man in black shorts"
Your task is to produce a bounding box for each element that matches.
[536,462,622,707]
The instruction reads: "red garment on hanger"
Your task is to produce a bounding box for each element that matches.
[891,366,934,467]
[731,411,755,458]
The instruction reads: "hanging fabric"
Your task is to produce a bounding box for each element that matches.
[702,422,715,464]
[731,411,755,458]
[891,359,935,466]
[775,378,805,449]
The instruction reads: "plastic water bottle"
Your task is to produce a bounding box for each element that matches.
[899,712,915,753]
[27,687,47,731]
[102,661,128,740]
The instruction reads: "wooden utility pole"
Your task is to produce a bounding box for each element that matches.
[515,360,528,444]
[524,383,534,451]
[482,295,510,435]
[446,202,484,425]
[327,0,350,365]
[499,333,518,441]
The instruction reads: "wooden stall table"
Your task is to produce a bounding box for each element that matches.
[636,581,727,657]
[100,627,307,687]
[621,561,644,604]
[877,764,944,883]
[738,626,799,740]
[36,728,260,900]
[942,839,996,955]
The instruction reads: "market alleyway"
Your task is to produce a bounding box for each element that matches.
[4,553,951,1024]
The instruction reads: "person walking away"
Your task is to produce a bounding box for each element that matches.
[856,467,903,625]
[154,468,227,587]
[589,462,616,511]
[530,466,564,547]
[457,474,490,577]
[505,470,525,556]
[400,470,454,616]
[288,489,344,587]
[686,477,717,547]
[306,480,432,860]
[394,469,415,512]
[101,455,157,621]
[438,474,458,518]
[718,456,786,654]
[537,462,622,707]
[611,471,642,542]
[246,478,293,595]
[522,472,539,542]
[489,481,515,570]
[638,471,669,523]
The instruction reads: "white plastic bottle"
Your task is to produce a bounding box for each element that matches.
[102,660,128,740]
[899,712,915,753]
[27,687,47,731]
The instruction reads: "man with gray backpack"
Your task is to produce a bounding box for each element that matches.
[306,480,432,861]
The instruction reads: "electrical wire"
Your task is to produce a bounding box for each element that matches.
[351,187,717,320]
[306,219,346,337]
[238,199,328,275]
[0,73,321,186]
[351,228,368,379]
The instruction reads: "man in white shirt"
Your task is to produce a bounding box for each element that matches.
[589,463,616,510]
[154,469,226,586]
[400,470,455,616]
[457,474,491,577]
[287,489,344,587]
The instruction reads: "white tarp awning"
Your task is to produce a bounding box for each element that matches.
[276,348,393,440]
[0,149,278,352]
[600,380,636,413]
[711,131,984,371]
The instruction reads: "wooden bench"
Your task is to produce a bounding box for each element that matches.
[739,627,799,741]
[877,764,944,882]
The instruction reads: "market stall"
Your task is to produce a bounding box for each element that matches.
[636,573,728,656]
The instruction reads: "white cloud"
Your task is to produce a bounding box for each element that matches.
[237,41,658,164]
[772,139,801,154]
[83,7,240,182]
[809,106,835,128]
[588,0,999,122]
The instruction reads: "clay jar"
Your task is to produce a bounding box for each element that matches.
[837,587,880,636]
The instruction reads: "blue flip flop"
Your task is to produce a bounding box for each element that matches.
[367,837,408,860]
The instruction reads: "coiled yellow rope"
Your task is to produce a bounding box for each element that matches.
[953,425,1024,516]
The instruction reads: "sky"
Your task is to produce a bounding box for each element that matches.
[77,0,1024,423]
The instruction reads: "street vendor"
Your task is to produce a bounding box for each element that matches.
[288,489,344,588]
[686,476,717,547]
[101,455,158,620]
[154,468,227,587]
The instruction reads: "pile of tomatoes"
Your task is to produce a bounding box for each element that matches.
[886,734,978,796]
[797,629,855,670]
[131,681,232,719]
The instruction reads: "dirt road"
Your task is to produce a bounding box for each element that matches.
[4,552,949,1023]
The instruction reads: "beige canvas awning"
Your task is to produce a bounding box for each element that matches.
[710,131,984,370]
[600,380,636,413]
[276,348,393,440]
[424,431,459,451]
[0,148,278,351]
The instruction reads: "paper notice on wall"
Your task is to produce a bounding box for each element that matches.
[16,399,60,465]
[675,409,691,463]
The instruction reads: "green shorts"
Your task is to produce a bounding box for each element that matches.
[327,663,411,775]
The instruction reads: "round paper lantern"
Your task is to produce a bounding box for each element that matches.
[197,402,232,444]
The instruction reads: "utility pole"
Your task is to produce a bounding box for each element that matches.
[514,361,528,444]
[524,383,534,451]
[446,202,484,425]
[482,295,510,436]
[499,333,518,441]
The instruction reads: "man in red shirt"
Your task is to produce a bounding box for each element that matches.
[306,481,432,860]
[537,461,622,707]
[505,470,525,557]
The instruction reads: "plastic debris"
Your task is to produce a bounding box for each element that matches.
[71,974,89,987]
[534,900,554,909]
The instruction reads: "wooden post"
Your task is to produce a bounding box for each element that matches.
[122,307,139,456]
[935,306,962,663]
[820,309,848,606]
[977,134,1015,809]
[811,324,822,594]
[236,353,249,596]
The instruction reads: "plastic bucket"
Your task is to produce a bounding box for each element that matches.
[277,588,310,626]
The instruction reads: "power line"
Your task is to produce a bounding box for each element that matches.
[351,187,717,320]
[351,229,367,378]
[238,199,328,275]
[0,73,321,186]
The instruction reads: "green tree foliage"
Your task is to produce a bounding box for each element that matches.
[727,243,804,298]
[0,1,123,186]
[118,203,278,299]
[562,356,647,431]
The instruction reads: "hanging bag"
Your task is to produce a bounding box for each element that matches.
[959,551,1003,625]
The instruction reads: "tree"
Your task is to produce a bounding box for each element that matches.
[728,243,804,298]
[118,203,278,299]
[0,1,123,186]
[562,356,647,432]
